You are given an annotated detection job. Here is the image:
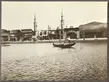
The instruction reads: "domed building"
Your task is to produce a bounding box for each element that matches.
[79,22,107,38]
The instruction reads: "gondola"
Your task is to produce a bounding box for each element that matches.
[53,41,76,48]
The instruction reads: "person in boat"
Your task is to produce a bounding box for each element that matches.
[67,36,71,43]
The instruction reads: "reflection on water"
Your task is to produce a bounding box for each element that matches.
[1,42,107,81]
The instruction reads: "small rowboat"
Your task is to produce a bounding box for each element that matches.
[53,42,76,48]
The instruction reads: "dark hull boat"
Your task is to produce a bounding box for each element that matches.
[53,42,76,48]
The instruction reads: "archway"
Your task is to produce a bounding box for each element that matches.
[66,31,77,39]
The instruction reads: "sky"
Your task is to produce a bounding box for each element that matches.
[2,1,107,30]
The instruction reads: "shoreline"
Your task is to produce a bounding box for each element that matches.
[1,38,107,44]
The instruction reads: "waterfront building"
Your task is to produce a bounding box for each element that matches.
[21,29,34,41]
[1,29,10,41]
[79,22,107,39]
[37,29,56,40]
[49,30,56,39]
[55,28,63,39]
[2,21,106,42]
[10,30,22,41]
[38,30,49,40]
[64,27,79,39]
[55,27,80,39]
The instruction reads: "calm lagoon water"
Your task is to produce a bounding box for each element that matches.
[1,41,107,81]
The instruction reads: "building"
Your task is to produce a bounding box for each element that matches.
[21,29,34,41]
[37,29,55,40]
[55,28,62,39]
[10,30,22,41]
[55,27,79,39]
[79,22,107,38]
[64,27,79,39]
[48,30,56,39]
[37,30,48,40]
[1,29,10,41]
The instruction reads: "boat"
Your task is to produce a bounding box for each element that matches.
[53,11,76,48]
[53,41,76,48]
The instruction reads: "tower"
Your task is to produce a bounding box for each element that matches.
[60,10,65,39]
[33,14,37,36]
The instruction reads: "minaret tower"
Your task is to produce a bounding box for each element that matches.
[34,14,37,36]
[60,10,64,39]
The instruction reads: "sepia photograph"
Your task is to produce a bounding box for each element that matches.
[1,1,107,82]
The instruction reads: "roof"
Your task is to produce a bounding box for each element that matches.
[79,21,107,32]
[64,27,79,31]
[1,29,7,32]
[21,29,33,33]
[10,30,21,33]
[21,29,33,31]
[1,29,10,33]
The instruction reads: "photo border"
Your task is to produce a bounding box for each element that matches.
[0,0,108,82]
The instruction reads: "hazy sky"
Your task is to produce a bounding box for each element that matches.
[2,1,107,30]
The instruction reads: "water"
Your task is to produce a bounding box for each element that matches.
[1,41,107,81]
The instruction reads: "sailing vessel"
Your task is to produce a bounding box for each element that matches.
[53,11,76,48]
